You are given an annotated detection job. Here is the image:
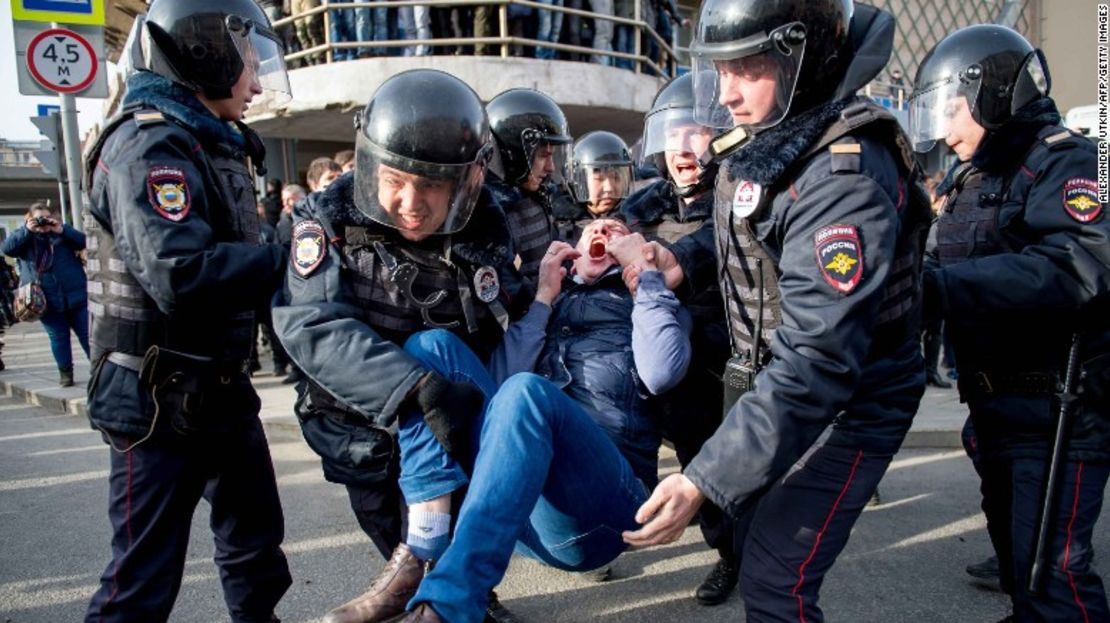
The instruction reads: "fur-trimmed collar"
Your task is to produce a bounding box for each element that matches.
[122,72,246,153]
[623,179,712,226]
[971,97,1062,174]
[314,171,514,268]
[725,97,855,186]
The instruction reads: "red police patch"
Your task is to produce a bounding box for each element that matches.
[814,224,863,294]
[147,166,190,221]
[1062,178,1103,223]
[292,220,327,277]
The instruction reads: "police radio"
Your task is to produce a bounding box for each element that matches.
[721,258,766,417]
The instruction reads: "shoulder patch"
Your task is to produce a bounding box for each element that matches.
[1063,178,1102,223]
[473,265,501,303]
[814,224,863,294]
[292,220,327,277]
[147,166,190,221]
[134,110,165,126]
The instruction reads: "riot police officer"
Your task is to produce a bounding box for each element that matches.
[621,2,932,620]
[271,69,527,623]
[557,131,634,240]
[619,74,739,606]
[911,24,1110,621]
[486,88,573,284]
[83,1,293,620]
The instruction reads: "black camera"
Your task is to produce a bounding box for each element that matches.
[722,355,756,417]
[31,216,52,227]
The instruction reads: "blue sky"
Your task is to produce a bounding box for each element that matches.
[0,1,108,141]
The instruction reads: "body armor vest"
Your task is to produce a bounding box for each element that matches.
[85,108,259,363]
[505,193,556,282]
[339,226,504,361]
[935,166,1012,268]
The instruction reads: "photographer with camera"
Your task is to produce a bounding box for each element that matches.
[1,201,89,386]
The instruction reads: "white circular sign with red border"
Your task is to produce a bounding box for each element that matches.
[26,28,98,94]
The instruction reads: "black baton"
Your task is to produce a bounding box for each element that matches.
[1027,333,1083,595]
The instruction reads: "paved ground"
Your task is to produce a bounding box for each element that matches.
[0,322,1103,622]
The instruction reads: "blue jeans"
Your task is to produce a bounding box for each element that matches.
[399,330,649,623]
[40,302,89,369]
[535,0,564,59]
[332,0,383,59]
[613,24,633,69]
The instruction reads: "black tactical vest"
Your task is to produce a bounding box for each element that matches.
[505,193,557,282]
[84,108,259,363]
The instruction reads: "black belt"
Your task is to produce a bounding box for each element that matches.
[960,370,1059,398]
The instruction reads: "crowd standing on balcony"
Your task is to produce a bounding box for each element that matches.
[64,0,1110,622]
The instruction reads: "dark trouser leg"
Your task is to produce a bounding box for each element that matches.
[347,481,407,560]
[1010,459,1109,622]
[206,410,292,622]
[739,443,891,623]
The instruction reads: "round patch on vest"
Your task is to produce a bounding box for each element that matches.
[147,165,190,222]
[473,266,500,303]
[292,220,327,277]
[732,180,762,218]
[1062,178,1102,223]
[814,224,863,294]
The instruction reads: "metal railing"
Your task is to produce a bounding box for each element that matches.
[271,0,687,78]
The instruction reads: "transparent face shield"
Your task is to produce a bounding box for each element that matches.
[523,135,571,189]
[641,107,713,164]
[353,132,491,238]
[227,16,292,103]
[691,22,806,131]
[569,163,633,213]
[119,15,147,78]
[908,77,980,153]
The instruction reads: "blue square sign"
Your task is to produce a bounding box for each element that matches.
[12,0,105,25]
[37,104,61,117]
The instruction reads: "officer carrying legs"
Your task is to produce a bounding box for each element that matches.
[485,89,574,285]
[272,69,528,623]
[621,2,933,620]
[910,24,1110,622]
[83,1,293,621]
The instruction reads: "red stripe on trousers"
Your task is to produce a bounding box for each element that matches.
[100,442,133,622]
[1064,461,1090,623]
[791,449,864,623]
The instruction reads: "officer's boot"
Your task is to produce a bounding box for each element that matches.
[924,334,952,388]
[59,366,74,388]
[695,555,739,606]
[323,543,426,623]
[484,591,520,623]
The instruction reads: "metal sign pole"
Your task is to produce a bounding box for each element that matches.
[53,22,84,231]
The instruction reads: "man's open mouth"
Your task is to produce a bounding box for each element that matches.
[588,237,608,259]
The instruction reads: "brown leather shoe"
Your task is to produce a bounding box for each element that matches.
[323,543,426,623]
[397,603,443,622]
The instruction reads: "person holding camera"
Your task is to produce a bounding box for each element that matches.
[1,201,89,386]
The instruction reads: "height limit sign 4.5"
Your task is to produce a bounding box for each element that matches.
[27,27,97,93]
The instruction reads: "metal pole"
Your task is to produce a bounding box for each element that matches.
[58,91,83,231]
[499,4,509,58]
[633,0,641,73]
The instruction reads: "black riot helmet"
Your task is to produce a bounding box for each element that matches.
[487,89,572,189]
[640,74,717,198]
[129,0,291,102]
[908,24,1050,153]
[689,0,853,132]
[353,69,493,237]
[567,131,634,214]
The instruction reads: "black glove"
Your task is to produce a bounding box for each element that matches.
[415,372,484,458]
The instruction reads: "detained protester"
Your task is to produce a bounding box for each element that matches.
[555,131,634,240]
[391,218,692,622]
[485,89,573,284]
[620,2,933,620]
[619,74,740,606]
[82,0,293,620]
[911,24,1110,621]
[272,69,527,623]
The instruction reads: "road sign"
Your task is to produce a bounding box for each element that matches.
[11,0,106,26]
[26,28,97,93]
[37,104,61,116]
[13,22,107,97]
[30,113,63,177]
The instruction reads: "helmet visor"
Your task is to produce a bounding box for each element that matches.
[229,19,292,103]
[691,22,805,131]
[641,108,714,165]
[354,132,491,238]
[908,77,980,153]
[523,139,571,189]
[568,163,633,211]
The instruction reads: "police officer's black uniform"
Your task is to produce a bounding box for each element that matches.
[272,70,528,623]
[665,3,931,618]
[485,89,572,284]
[83,2,292,621]
[913,25,1110,621]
